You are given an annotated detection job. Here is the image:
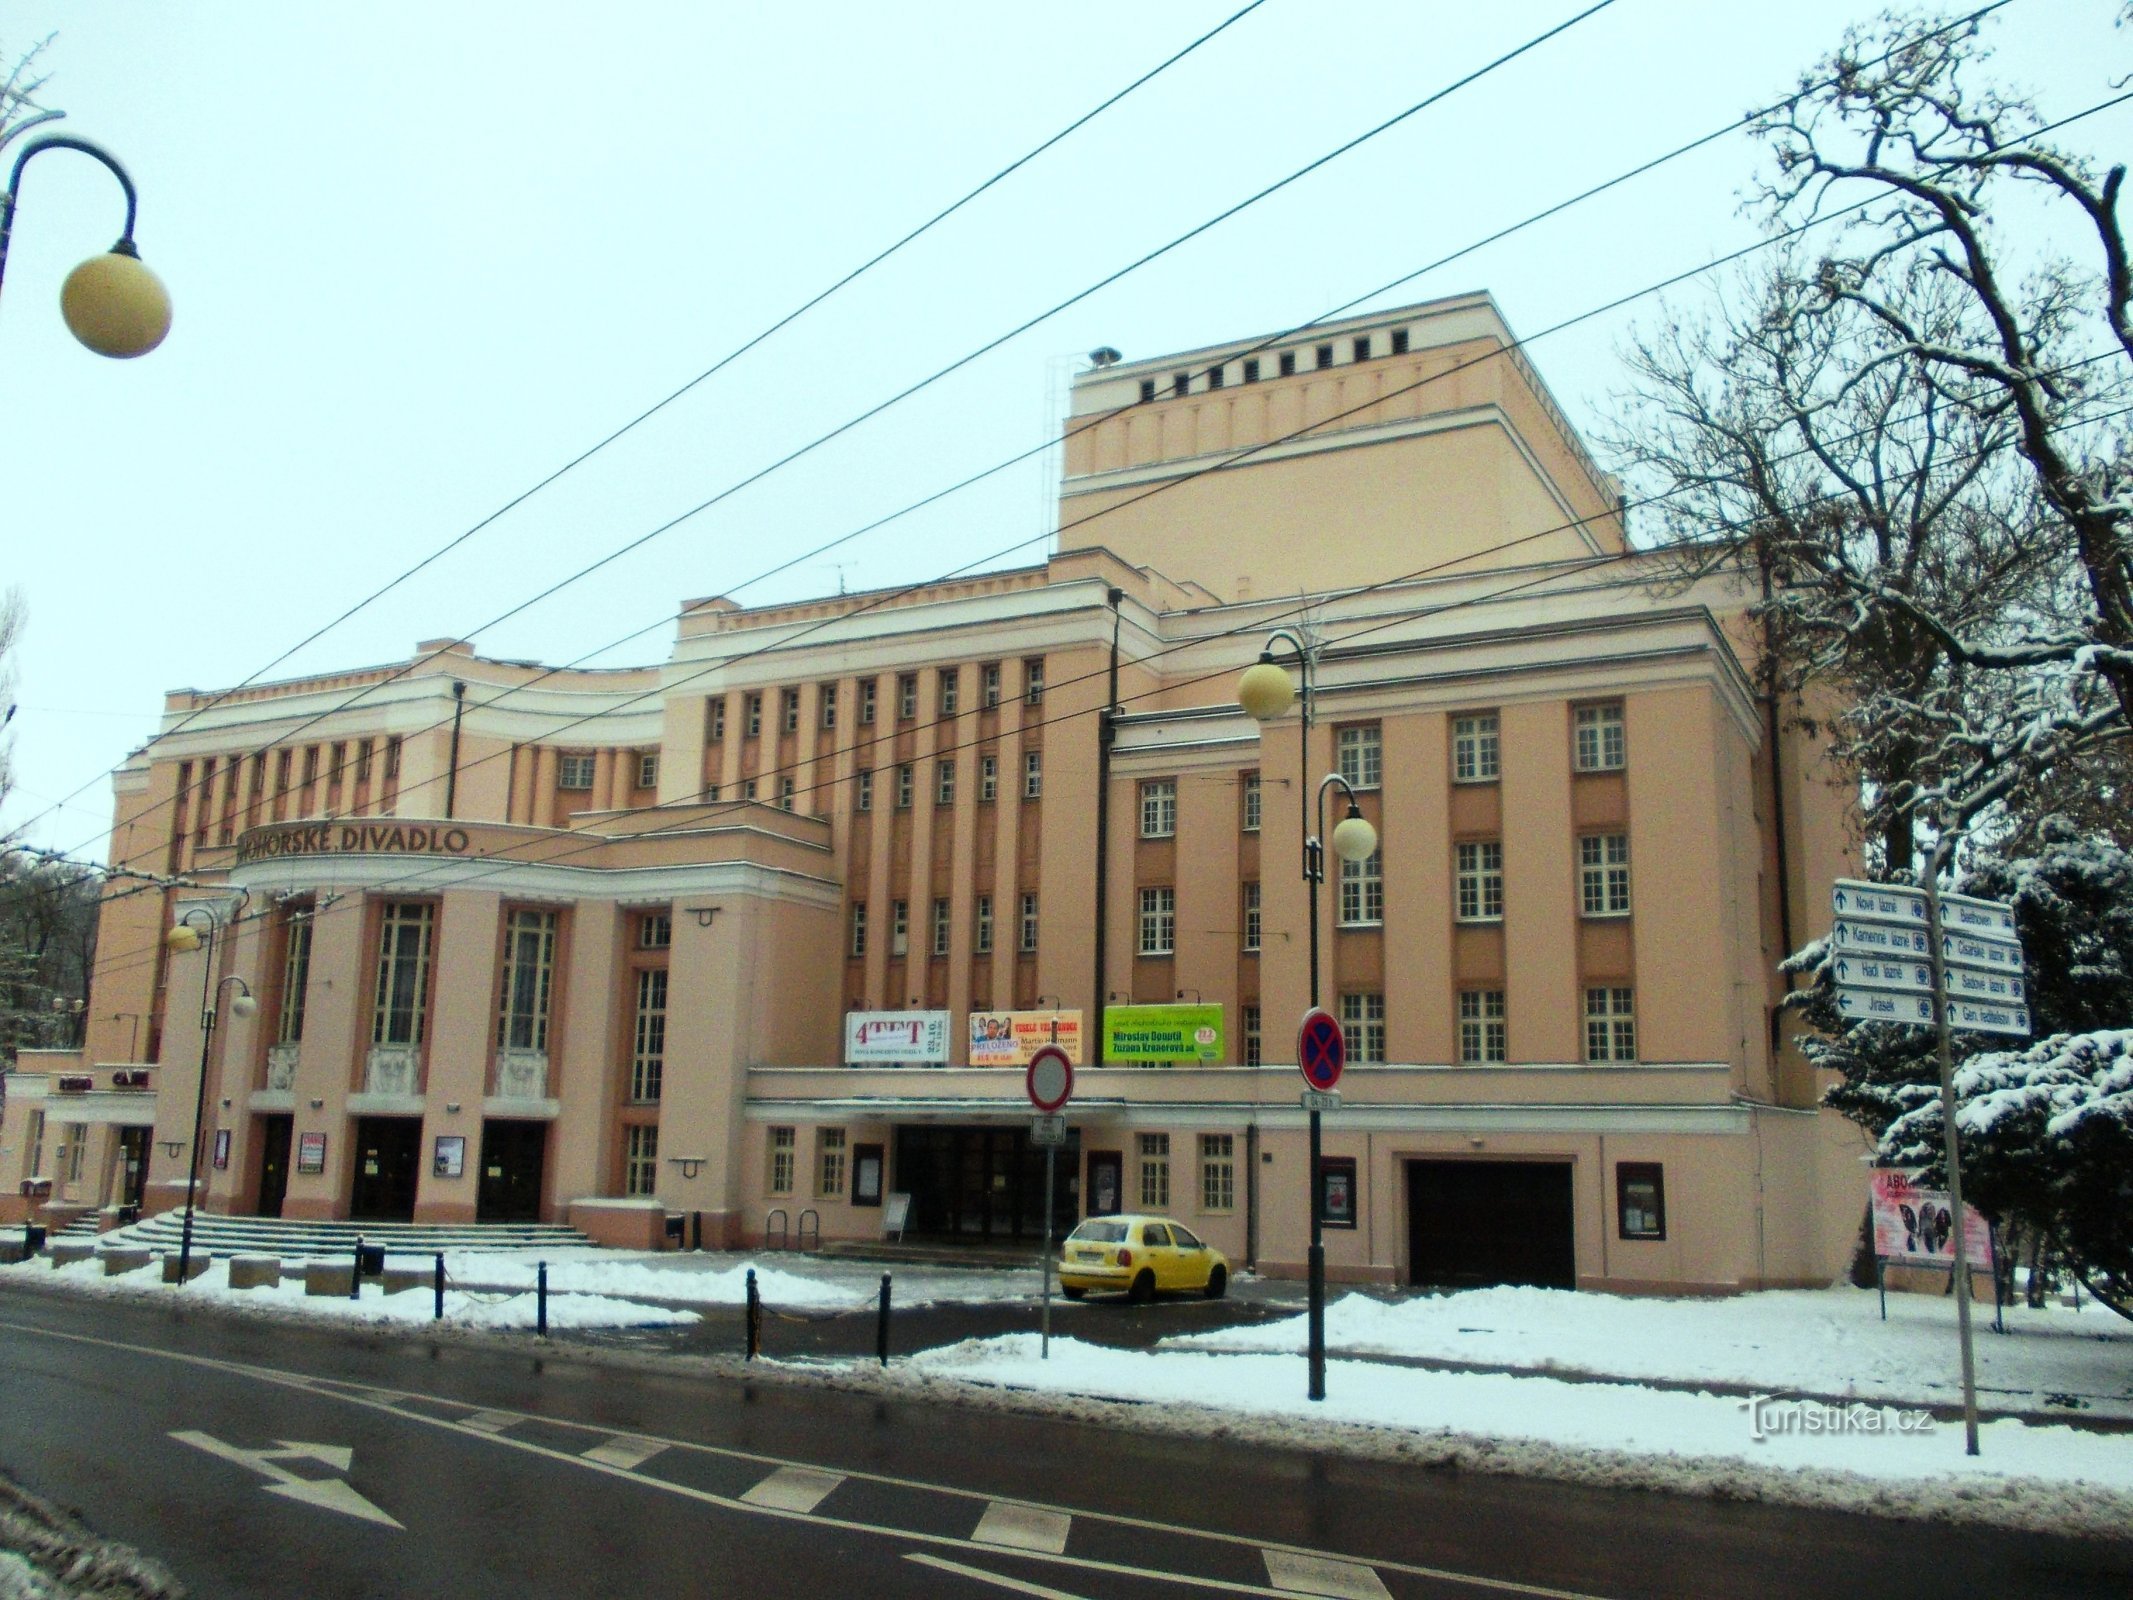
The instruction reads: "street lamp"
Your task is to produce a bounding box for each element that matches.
[166,903,255,1284]
[0,128,172,358]
[1239,630,1378,1401]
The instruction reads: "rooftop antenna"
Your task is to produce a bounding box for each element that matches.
[820,561,855,596]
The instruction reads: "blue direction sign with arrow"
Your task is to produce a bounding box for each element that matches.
[1298,1007,1344,1092]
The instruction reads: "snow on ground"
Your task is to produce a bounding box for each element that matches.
[431,1249,1039,1311]
[1172,1284,2133,1417]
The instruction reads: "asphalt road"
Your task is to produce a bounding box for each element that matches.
[0,1284,2127,1599]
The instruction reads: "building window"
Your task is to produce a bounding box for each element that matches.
[980,755,998,802]
[1574,703,1627,772]
[1139,377,1156,403]
[558,753,595,791]
[1023,751,1042,799]
[1338,849,1383,926]
[496,910,559,1054]
[1315,342,1333,369]
[25,1112,44,1178]
[708,698,727,742]
[639,912,671,949]
[1390,327,1410,355]
[896,764,914,809]
[631,968,667,1102]
[637,752,660,790]
[1242,357,1260,383]
[974,895,994,954]
[371,902,436,1047]
[856,769,873,812]
[891,901,909,958]
[1455,841,1505,922]
[849,902,868,958]
[769,1127,795,1195]
[1139,778,1176,838]
[66,1124,87,1185]
[981,662,1002,707]
[936,760,956,805]
[1585,986,1638,1062]
[355,741,373,782]
[1244,1005,1262,1067]
[277,912,313,1045]
[820,683,838,729]
[897,674,918,720]
[938,669,959,717]
[1336,725,1382,790]
[781,688,800,733]
[1279,350,1296,376]
[1019,893,1039,953]
[1242,771,1261,832]
[1200,1134,1235,1211]
[776,777,796,812]
[625,1124,659,1197]
[1023,658,1045,706]
[1580,833,1632,917]
[1339,993,1386,1065]
[1138,1133,1170,1209]
[745,693,763,738]
[931,899,951,957]
[858,679,877,725]
[384,737,402,779]
[1458,989,1507,1064]
[1138,887,1176,956]
[1242,881,1261,952]
[1618,1162,1666,1240]
[1207,363,1224,389]
[1352,335,1371,362]
[1453,713,1499,783]
[1172,371,1189,397]
[742,778,757,801]
[819,1128,847,1198]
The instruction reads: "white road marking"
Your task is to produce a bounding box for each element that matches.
[582,1436,667,1471]
[972,1500,1072,1554]
[907,1552,1097,1598]
[169,1430,402,1529]
[460,1410,521,1434]
[1264,1549,1394,1599]
[740,1464,846,1514]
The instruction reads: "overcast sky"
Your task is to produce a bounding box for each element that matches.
[1,0,2123,863]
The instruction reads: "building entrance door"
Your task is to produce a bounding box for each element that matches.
[477,1121,547,1222]
[1407,1159,1576,1290]
[1087,1151,1123,1216]
[114,1126,150,1210]
[894,1125,1078,1242]
[255,1116,293,1218]
[350,1118,420,1221]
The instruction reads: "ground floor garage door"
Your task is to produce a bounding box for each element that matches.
[1407,1159,1575,1290]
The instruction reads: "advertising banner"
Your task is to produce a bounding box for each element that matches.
[844,1011,951,1065]
[968,1010,1084,1066]
[1869,1170,1993,1266]
[1101,1003,1224,1064]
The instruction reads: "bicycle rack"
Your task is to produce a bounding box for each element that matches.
[797,1209,821,1253]
[763,1208,789,1251]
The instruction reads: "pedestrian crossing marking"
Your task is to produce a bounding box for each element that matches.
[740,1464,845,1514]
[1264,1548,1394,1599]
[582,1436,666,1471]
[460,1410,520,1434]
[972,1500,1072,1554]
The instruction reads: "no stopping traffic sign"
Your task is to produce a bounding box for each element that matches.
[1298,1006,1344,1091]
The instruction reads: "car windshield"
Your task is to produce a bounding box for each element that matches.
[1068,1219,1129,1243]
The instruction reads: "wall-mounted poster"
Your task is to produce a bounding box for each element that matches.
[852,1144,884,1207]
[1318,1156,1358,1229]
[433,1135,466,1179]
[211,1128,231,1170]
[967,1010,1084,1066]
[1101,1003,1224,1063]
[844,1011,951,1065]
[296,1132,327,1175]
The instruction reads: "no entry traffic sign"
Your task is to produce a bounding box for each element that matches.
[1298,1006,1344,1091]
[1026,1044,1074,1113]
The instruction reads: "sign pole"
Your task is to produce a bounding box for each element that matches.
[1924,874,1982,1457]
[1026,1040,1073,1363]
[1041,1140,1055,1360]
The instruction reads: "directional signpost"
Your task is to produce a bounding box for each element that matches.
[1027,1043,1074,1359]
[1829,876,2029,1458]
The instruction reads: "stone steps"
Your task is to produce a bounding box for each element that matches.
[92,1212,594,1261]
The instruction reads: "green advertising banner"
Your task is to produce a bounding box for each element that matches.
[1102,1003,1225,1063]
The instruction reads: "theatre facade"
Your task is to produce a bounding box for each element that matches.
[0,293,1871,1290]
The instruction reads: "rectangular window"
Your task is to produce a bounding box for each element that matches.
[776,776,795,812]
[742,778,757,801]
[1242,881,1261,952]
[820,683,838,729]
[819,1128,847,1198]
[1455,841,1505,922]
[858,679,877,725]
[277,912,313,1045]
[708,698,727,742]
[384,737,402,779]
[1139,779,1176,838]
[1579,833,1633,917]
[1207,363,1224,389]
[1585,986,1638,1063]
[1139,377,1156,404]
[1390,327,1410,355]
[355,741,373,782]
[1278,350,1296,376]
[371,902,435,1047]
[1315,343,1334,369]
[1338,849,1383,926]
[849,902,868,957]
[769,1127,795,1195]
[1458,989,1507,1064]
[1574,703,1627,772]
[496,909,559,1053]
[67,1123,87,1184]
[1172,371,1189,397]
[855,769,873,812]
[1138,887,1176,956]
[636,752,659,790]
[1200,1134,1235,1211]
[974,894,994,954]
[1336,725,1382,790]
[936,760,956,805]
[1242,357,1260,383]
[631,967,667,1102]
[1244,1005,1262,1067]
[558,754,595,790]
[745,693,763,738]
[625,1124,659,1197]
[1242,771,1261,832]
[1352,335,1371,362]
[1618,1162,1666,1240]
[981,663,1002,708]
[896,764,914,809]
[931,899,951,957]
[1023,658,1045,706]
[979,755,998,802]
[891,901,909,958]
[1019,893,1039,954]
[938,669,960,717]
[897,674,918,720]
[1453,713,1500,783]
[26,1111,44,1178]
[638,911,672,949]
[781,688,800,734]
[1138,1133,1170,1209]
[1023,751,1042,799]
[1339,992,1386,1065]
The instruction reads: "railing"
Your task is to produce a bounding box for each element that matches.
[265,1042,300,1092]
[495,1049,548,1101]
[364,1045,418,1097]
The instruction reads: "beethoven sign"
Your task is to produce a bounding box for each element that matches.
[237,823,472,864]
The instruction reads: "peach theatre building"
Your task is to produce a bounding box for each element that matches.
[0,293,1871,1290]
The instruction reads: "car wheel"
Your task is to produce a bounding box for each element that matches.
[1128,1269,1156,1304]
[1061,1285,1085,1301]
[1203,1265,1227,1300]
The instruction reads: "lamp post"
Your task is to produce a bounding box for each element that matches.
[165,904,255,1284]
[1239,631,1377,1401]
[1,124,172,359]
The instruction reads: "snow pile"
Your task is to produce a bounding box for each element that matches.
[435,1254,865,1309]
[0,1473,182,1599]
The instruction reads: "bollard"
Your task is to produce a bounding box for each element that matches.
[537,1261,549,1337]
[745,1267,760,1360]
[23,1224,45,1256]
[350,1238,363,1301]
[434,1252,445,1321]
[691,1210,703,1252]
[877,1273,891,1368]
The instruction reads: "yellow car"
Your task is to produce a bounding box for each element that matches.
[1057,1214,1229,1302]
